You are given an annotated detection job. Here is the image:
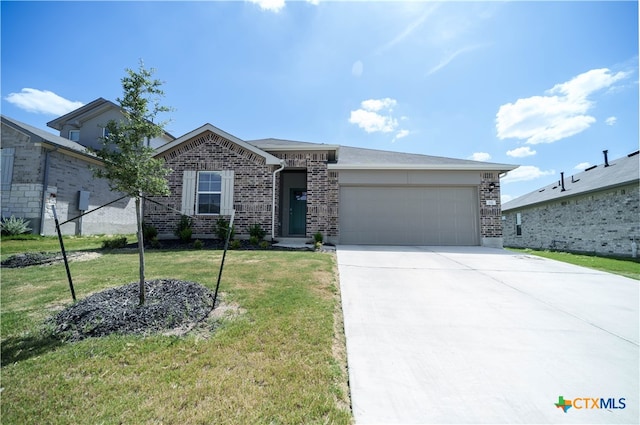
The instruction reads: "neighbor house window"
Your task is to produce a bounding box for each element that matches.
[68,130,80,142]
[102,127,110,139]
[1,148,15,191]
[516,213,522,236]
[197,172,222,214]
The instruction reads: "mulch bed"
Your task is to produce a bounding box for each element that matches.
[1,252,97,268]
[50,279,216,341]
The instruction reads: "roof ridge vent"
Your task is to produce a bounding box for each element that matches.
[628,150,639,158]
[585,165,597,171]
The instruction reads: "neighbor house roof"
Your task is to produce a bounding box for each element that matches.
[249,138,517,172]
[1,115,99,163]
[503,151,640,211]
[46,97,176,141]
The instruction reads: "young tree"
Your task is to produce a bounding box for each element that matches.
[94,61,172,305]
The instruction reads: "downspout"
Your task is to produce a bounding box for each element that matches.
[271,160,286,241]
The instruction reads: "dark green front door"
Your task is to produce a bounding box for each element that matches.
[289,188,307,235]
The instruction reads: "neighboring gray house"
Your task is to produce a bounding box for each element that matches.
[46,97,175,151]
[1,115,137,235]
[145,124,517,247]
[502,150,639,257]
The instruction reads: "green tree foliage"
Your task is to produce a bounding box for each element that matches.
[93,61,172,305]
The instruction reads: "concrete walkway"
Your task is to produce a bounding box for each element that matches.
[337,246,639,424]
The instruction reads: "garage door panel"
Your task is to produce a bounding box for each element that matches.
[340,186,479,245]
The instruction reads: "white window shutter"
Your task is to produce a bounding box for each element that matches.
[1,148,15,191]
[220,170,234,215]
[181,171,196,215]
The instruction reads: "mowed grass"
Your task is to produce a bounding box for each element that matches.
[507,248,640,280]
[1,243,352,424]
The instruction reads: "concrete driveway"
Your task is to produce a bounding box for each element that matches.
[337,246,639,424]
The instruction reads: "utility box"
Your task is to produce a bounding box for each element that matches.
[78,190,90,211]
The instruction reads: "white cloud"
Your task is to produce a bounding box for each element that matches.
[248,0,285,12]
[306,0,319,4]
[605,116,617,126]
[574,162,591,170]
[393,129,410,142]
[349,98,401,133]
[5,88,84,116]
[506,146,536,158]
[469,152,491,162]
[361,98,396,112]
[496,68,630,144]
[352,60,363,78]
[349,109,398,133]
[501,166,555,183]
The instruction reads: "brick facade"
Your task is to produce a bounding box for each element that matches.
[479,171,504,246]
[146,130,278,238]
[272,151,339,240]
[503,182,640,257]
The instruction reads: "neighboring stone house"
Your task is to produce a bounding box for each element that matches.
[502,150,639,257]
[1,115,137,235]
[145,123,517,247]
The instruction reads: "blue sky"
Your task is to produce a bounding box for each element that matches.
[2,0,638,202]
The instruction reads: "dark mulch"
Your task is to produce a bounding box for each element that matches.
[50,279,216,341]
[1,252,89,268]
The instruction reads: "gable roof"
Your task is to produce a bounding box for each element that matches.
[46,97,176,141]
[1,115,98,161]
[249,138,517,172]
[155,124,283,165]
[503,151,640,211]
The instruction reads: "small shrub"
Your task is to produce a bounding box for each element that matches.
[101,237,128,250]
[150,237,161,249]
[142,222,158,240]
[215,218,235,241]
[249,235,259,246]
[230,240,241,250]
[174,215,193,243]
[248,223,267,241]
[1,216,32,236]
[259,240,270,249]
[193,239,203,250]
[313,232,324,244]
[314,241,323,251]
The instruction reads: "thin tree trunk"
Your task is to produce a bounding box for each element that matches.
[135,195,146,306]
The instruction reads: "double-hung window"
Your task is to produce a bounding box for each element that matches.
[69,130,80,142]
[197,172,222,214]
[181,170,234,216]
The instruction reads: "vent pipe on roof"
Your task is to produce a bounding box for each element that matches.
[603,150,610,167]
[560,172,566,192]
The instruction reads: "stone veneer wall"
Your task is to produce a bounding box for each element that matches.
[272,151,339,240]
[1,122,135,235]
[479,171,504,247]
[146,131,277,238]
[503,182,639,257]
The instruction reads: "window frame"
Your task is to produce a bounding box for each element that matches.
[68,130,80,142]
[515,212,522,236]
[196,171,222,215]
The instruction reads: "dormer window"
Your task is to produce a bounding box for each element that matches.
[68,130,80,142]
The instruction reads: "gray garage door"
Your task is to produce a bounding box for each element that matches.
[339,186,479,245]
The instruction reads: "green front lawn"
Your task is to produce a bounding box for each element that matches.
[1,241,352,424]
[507,248,640,280]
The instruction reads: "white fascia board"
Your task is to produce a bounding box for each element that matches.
[155,123,282,165]
[328,163,519,172]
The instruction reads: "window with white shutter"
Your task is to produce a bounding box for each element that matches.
[182,170,234,216]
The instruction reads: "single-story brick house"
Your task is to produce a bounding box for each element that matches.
[144,123,517,247]
[502,150,639,257]
[1,115,137,235]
